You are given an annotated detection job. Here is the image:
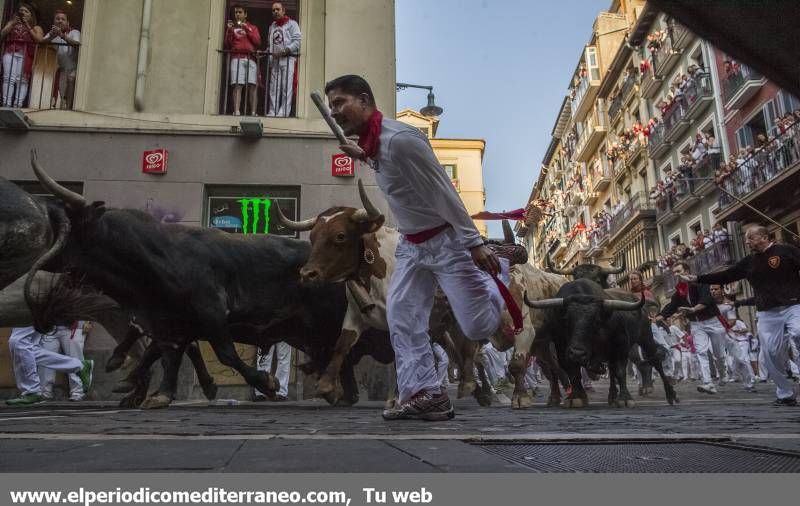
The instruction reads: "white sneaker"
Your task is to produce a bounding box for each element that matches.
[697,383,717,394]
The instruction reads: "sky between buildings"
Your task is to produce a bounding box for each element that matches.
[395,0,610,238]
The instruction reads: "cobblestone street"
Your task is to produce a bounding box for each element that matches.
[1,379,798,472]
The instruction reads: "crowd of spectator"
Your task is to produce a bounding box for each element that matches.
[657,222,730,270]
[649,131,718,206]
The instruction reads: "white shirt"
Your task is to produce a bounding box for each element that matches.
[373,118,483,249]
[44,29,80,71]
[268,19,301,59]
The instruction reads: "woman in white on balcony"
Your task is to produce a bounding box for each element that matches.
[1,3,43,108]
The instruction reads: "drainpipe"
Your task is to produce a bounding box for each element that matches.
[134,0,153,111]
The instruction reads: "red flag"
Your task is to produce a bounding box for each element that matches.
[470,208,526,220]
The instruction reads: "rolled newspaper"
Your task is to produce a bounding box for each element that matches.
[310,90,349,145]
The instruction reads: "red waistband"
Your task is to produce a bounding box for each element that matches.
[404,223,451,244]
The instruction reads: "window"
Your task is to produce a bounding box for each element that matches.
[669,232,681,247]
[205,184,301,237]
[778,91,800,116]
[219,0,301,117]
[2,0,86,110]
[585,47,600,81]
[417,126,430,137]
[442,164,457,180]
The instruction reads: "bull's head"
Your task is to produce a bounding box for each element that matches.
[275,179,385,286]
[545,256,624,288]
[523,291,644,365]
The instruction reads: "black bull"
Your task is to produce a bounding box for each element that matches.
[16,151,396,407]
[525,279,678,407]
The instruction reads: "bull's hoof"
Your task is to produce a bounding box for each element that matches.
[384,397,399,410]
[141,393,172,410]
[474,387,492,407]
[614,398,636,408]
[564,397,587,408]
[511,391,534,409]
[118,391,146,409]
[105,354,125,372]
[316,378,341,406]
[202,382,218,401]
[458,380,477,399]
[334,395,357,407]
[638,385,654,397]
[546,396,561,407]
[666,390,680,405]
[112,379,136,394]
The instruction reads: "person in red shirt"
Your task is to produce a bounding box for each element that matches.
[224,4,261,116]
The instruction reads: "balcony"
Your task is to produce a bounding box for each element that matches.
[571,75,601,122]
[219,50,299,117]
[655,193,679,225]
[640,57,662,99]
[563,231,590,265]
[591,160,612,192]
[648,122,671,159]
[574,107,608,162]
[668,20,695,51]
[625,137,646,167]
[684,73,714,120]
[693,152,721,197]
[661,241,734,293]
[663,97,691,142]
[586,229,608,258]
[0,40,80,110]
[608,75,636,124]
[671,177,700,213]
[608,192,656,243]
[723,64,765,110]
[654,30,681,77]
[718,123,800,214]
[612,156,627,182]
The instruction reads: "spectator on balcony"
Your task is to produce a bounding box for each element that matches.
[41,11,80,110]
[691,230,706,254]
[224,4,261,116]
[712,222,729,244]
[1,3,44,108]
[683,226,800,406]
[628,271,654,301]
[266,2,301,117]
[691,134,707,161]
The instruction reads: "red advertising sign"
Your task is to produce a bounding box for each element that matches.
[142,148,168,174]
[331,153,354,177]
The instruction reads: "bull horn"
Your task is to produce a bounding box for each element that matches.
[600,263,625,275]
[273,202,316,232]
[546,255,573,276]
[602,294,646,311]
[523,291,564,309]
[501,219,515,243]
[30,150,86,207]
[357,179,382,219]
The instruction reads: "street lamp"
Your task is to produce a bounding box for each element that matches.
[396,82,444,117]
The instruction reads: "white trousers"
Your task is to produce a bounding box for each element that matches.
[8,326,82,396]
[481,343,508,385]
[388,230,504,403]
[671,348,687,379]
[256,341,291,397]
[267,56,295,117]
[725,338,755,388]
[2,52,28,108]
[757,304,800,399]
[689,318,728,385]
[432,342,449,389]
[38,325,87,400]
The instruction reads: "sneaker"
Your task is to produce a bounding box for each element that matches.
[697,383,717,394]
[76,359,94,394]
[382,391,455,421]
[5,393,46,406]
[773,397,797,407]
[271,395,288,402]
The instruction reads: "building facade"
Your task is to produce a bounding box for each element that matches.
[0,0,397,399]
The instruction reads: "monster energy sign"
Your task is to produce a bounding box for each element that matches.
[238,198,272,234]
[207,193,298,237]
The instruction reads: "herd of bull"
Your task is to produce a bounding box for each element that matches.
[0,151,677,411]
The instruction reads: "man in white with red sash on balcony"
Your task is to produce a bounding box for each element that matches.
[224,4,261,116]
[266,2,300,117]
[681,226,800,406]
[42,10,80,110]
[325,74,524,421]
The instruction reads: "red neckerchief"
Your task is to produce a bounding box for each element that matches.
[676,281,689,299]
[358,110,383,160]
[274,16,290,26]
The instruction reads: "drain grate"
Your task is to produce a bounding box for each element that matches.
[476,441,800,473]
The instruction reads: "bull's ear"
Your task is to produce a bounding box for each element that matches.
[89,201,106,220]
[361,215,385,234]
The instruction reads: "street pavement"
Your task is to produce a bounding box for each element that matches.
[0,378,798,472]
